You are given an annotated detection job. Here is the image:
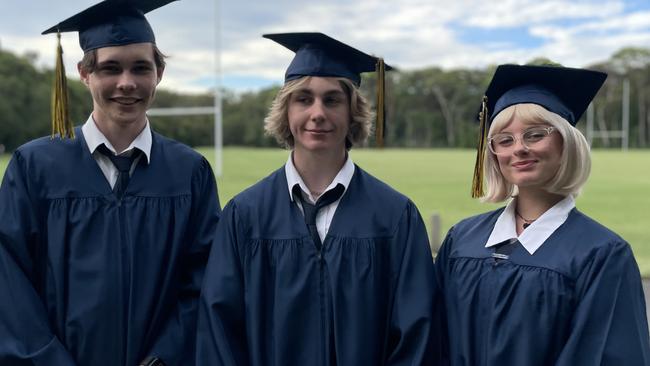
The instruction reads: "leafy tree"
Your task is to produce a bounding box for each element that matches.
[1,47,649,150]
[609,48,650,147]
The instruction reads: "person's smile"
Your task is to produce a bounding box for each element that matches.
[511,159,538,170]
[111,96,142,106]
[305,127,333,134]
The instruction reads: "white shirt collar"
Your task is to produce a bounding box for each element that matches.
[485,195,576,255]
[81,115,152,162]
[285,152,355,203]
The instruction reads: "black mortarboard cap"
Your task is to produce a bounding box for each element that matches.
[471,64,607,198]
[263,32,393,86]
[42,0,177,52]
[484,64,607,126]
[263,32,392,147]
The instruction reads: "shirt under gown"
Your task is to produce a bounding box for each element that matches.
[0,127,221,365]
[435,207,650,366]
[196,165,437,365]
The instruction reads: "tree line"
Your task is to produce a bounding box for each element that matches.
[1,46,649,152]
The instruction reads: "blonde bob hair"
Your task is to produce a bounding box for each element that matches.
[482,103,591,203]
[264,76,373,149]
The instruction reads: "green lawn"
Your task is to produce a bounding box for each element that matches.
[2,148,649,274]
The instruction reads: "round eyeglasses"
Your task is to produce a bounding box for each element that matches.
[488,126,556,155]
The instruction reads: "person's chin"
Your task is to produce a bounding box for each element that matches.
[112,110,145,125]
[513,177,547,189]
[305,143,331,152]
[509,171,541,186]
[304,140,342,153]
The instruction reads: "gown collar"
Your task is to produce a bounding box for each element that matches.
[485,195,576,255]
[285,152,355,204]
[82,115,152,163]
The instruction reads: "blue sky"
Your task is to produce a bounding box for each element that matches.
[2,0,649,93]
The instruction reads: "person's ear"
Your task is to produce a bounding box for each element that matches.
[156,66,165,84]
[78,63,90,86]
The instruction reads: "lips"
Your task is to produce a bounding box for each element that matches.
[512,160,537,169]
[111,97,141,105]
[305,129,332,134]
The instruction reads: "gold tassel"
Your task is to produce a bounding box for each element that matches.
[375,58,386,148]
[471,96,489,198]
[51,32,75,139]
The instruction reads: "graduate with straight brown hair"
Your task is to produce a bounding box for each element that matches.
[0,1,220,365]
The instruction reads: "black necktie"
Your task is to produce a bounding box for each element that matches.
[294,184,345,250]
[97,144,140,199]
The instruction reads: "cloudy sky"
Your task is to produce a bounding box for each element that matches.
[2,0,649,94]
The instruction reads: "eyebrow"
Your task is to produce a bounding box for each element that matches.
[293,88,346,97]
[133,60,155,66]
[498,125,551,134]
[96,60,120,66]
[96,59,155,67]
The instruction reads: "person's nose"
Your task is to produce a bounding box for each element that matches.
[309,98,326,122]
[512,136,529,155]
[116,72,137,92]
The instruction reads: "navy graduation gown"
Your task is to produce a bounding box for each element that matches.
[197,166,436,365]
[435,208,650,366]
[0,127,220,365]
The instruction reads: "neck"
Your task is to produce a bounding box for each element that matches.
[515,187,565,221]
[93,113,146,153]
[293,148,346,197]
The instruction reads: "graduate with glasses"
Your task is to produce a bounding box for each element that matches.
[196,32,437,365]
[0,1,220,365]
[434,64,650,365]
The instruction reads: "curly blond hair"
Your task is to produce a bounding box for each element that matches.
[264,76,373,149]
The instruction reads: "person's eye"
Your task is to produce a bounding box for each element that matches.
[294,95,312,104]
[133,65,153,74]
[524,130,547,142]
[495,135,514,146]
[324,96,343,106]
[98,65,120,74]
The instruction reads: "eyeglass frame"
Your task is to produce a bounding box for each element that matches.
[487,126,557,155]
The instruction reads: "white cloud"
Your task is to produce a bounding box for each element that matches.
[1,0,649,93]
[564,10,650,33]
[461,0,623,28]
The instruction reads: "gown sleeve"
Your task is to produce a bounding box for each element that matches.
[384,201,437,365]
[143,158,221,366]
[0,152,77,365]
[555,240,650,366]
[196,200,249,366]
[432,227,454,366]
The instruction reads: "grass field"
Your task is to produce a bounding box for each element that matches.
[2,148,649,274]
